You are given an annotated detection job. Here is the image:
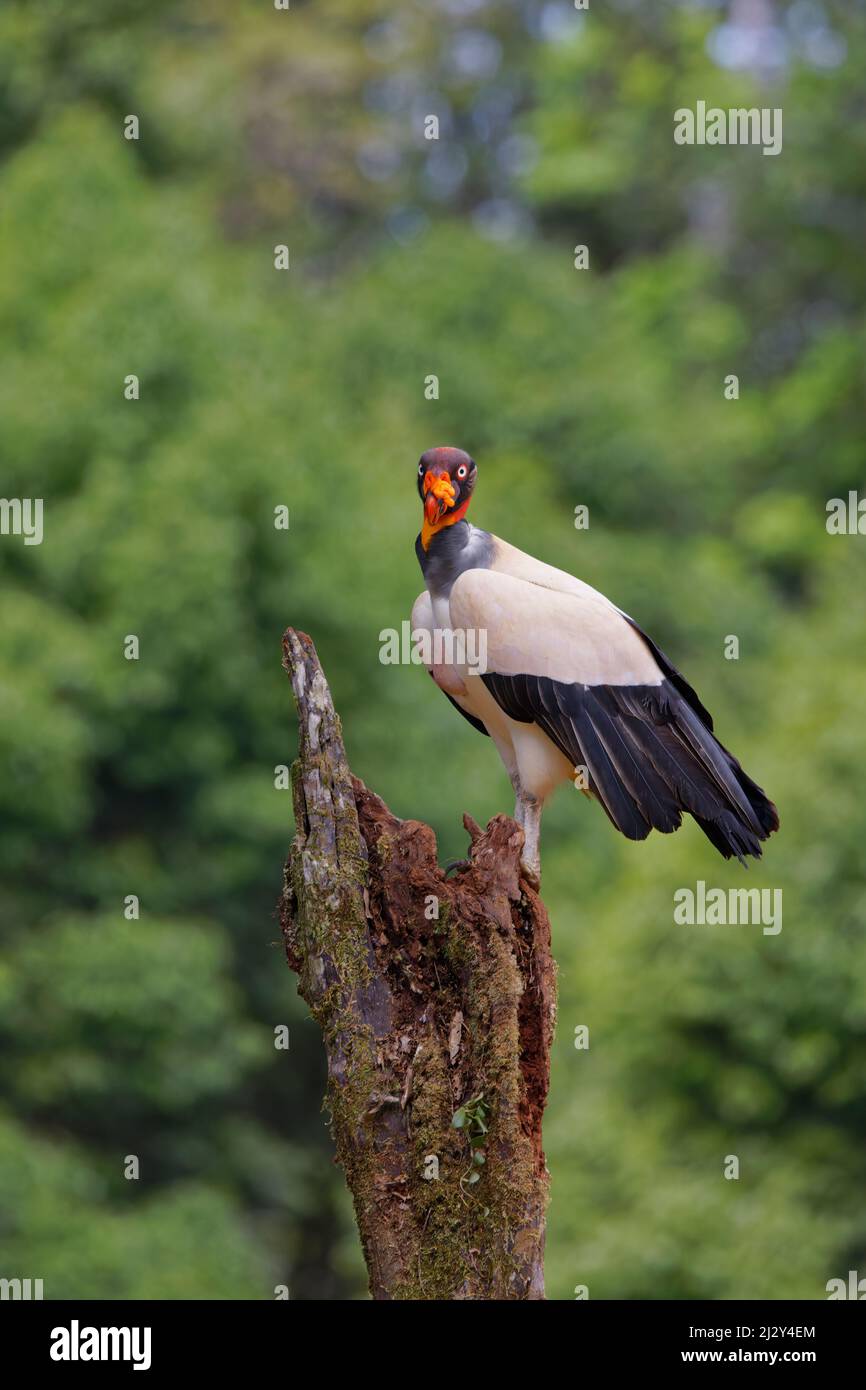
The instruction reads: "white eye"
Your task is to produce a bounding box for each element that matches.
[418,463,425,475]
[457,465,467,479]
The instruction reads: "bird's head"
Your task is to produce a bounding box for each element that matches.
[417,446,477,548]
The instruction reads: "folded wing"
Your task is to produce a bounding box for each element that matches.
[449,563,778,862]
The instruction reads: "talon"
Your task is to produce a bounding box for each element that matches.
[444,857,471,878]
[520,860,541,892]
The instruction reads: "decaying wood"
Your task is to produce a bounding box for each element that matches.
[280,628,557,1300]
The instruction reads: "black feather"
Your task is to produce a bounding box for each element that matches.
[619,612,715,728]
[480,672,778,864]
[443,689,489,737]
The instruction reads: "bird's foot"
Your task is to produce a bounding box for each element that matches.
[444,857,472,878]
[519,859,541,892]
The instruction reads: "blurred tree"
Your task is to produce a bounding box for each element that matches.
[0,0,863,1299]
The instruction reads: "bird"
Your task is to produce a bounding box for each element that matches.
[411,445,779,886]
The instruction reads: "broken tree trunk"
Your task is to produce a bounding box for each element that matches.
[280,628,557,1300]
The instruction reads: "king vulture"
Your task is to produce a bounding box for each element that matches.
[411,446,778,885]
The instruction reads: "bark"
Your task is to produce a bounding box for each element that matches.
[280,628,557,1300]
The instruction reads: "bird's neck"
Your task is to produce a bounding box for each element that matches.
[420,499,472,552]
[415,520,494,596]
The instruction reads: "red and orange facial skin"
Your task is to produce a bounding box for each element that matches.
[417,446,477,549]
[423,469,457,524]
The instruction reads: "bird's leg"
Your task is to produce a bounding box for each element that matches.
[509,765,527,827]
[518,792,543,890]
[510,772,541,888]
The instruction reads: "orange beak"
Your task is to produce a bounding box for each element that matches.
[423,469,456,525]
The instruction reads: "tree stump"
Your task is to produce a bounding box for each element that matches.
[280,628,557,1300]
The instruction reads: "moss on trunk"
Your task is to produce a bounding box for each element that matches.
[280,629,557,1300]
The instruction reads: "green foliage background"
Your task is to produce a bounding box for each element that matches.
[0,0,863,1299]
